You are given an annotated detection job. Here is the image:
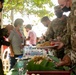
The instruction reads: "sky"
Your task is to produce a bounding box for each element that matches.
[51,0,58,5]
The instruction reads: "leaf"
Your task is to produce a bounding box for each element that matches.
[40,59,48,67]
[5,0,9,3]
[48,55,60,62]
[63,66,70,71]
[3,0,54,18]
[46,61,55,67]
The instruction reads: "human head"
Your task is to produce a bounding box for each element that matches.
[14,18,24,28]
[5,25,14,35]
[41,16,51,27]
[58,0,71,12]
[25,24,32,32]
[0,28,9,38]
[54,5,63,18]
[0,0,4,12]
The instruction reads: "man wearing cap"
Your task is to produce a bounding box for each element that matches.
[44,6,69,59]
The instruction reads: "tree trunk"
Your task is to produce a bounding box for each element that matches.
[11,9,14,25]
[0,12,3,28]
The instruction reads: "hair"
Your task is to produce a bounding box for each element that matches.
[0,0,4,3]
[41,16,50,22]
[54,5,61,11]
[25,24,32,30]
[0,28,8,38]
[5,25,14,29]
[14,18,24,27]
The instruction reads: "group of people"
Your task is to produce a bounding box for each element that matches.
[0,19,37,75]
[0,0,76,75]
[41,0,76,73]
[8,19,37,69]
[56,0,76,68]
[0,18,37,74]
[41,6,68,59]
[0,1,37,73]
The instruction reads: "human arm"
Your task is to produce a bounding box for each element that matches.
[26,36,30,40]
[26,31,36,41]
[45,22,54,41]
[56,16,71,49]
[8,30,14,57]
[9,40,14,57]
[0,37,10,46]
[56,54,71,67]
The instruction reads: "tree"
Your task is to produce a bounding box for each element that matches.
[3,0,54,18]
[3,0,54,24]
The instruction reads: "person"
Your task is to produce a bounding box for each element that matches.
[52,6,69,59]
[8,18,25,69]
[2,25,14,62]
[0,28,10,47]
[42,6,69,59]
[0,1,7,75]
[56,1,76,74]
[0,28,10,75]
[41,16,51,41]
[41,16,51,27]
[3,25,14,50]
[5,24,14,35]
[0,0,4,12]
[25,24,37,46]
[58,0,76,12]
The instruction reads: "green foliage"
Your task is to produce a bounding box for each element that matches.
[4,0,24,11]
[48,55,60,62]
[27,59,65,71]
[3,0,54,18]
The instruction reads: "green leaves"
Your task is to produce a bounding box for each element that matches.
[3,0,54,18]
[27,59,64,71]
[48,55,60,62]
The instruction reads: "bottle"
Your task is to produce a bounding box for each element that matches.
[17,59,24,75]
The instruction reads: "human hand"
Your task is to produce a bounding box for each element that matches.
[55,41,64,49]
[56,55,71,67]
[57,36,61,41]
[40,36,45,41]
[0,55,1,59]
[20,43,25,49]
[55,61,64,67]
[10,51,14,57]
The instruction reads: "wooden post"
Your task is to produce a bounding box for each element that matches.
[0,12,2,28]
[11,9,14,25]
[0,11,3,28]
